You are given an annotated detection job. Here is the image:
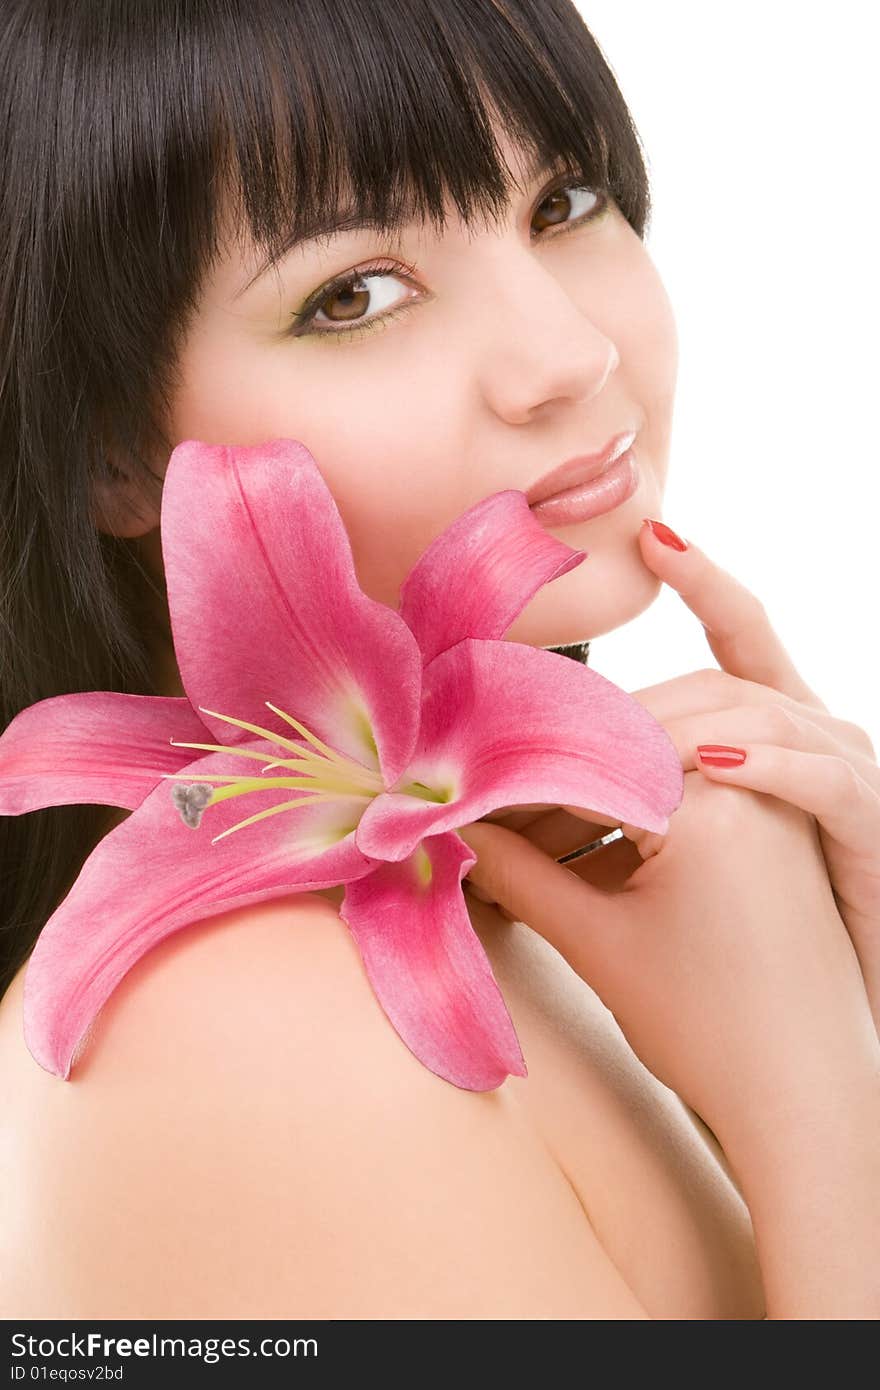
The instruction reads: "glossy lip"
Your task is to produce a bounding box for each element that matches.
[526,430,638,507]
[529,448,639,526]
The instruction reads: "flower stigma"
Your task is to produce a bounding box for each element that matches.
[413,843,433,888]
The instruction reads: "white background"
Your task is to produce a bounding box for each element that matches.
[576,1,878,750]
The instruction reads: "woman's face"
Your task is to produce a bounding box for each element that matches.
[149,124,678,671]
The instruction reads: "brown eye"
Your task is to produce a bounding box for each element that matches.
[316,278,372,324]
[299,265,418,336]
[534,189,573,232]
[532,184,606,236]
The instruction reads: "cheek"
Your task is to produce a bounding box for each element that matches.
[329,449,456,609]
[167,320,469,611]
[616,249,679,420]
[272,380,461,606]
[167,317,282,447]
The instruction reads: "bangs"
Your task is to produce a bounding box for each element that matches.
[0,0,652,510]
[196,0,652,269]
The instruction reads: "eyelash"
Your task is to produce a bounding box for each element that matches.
[288,179,610,344]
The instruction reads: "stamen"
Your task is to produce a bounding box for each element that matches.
[264,700,354,769]
[167,739,378,787]
[211,793,339,844]
[160,771,263,783]
[197,706,317,759]
[204,773,369,804]
[261,746,326,773]
[167,700,385,838]
[171,782,215,829]
[169,739,285,767]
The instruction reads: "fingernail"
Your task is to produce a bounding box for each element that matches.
[643,518,688,551]
[697,744,747,767]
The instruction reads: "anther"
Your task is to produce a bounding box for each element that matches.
[171,782,215,829]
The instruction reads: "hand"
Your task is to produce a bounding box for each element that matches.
[631,517,880,1032]
[460,771,880,1145]
[474,519,880,1032]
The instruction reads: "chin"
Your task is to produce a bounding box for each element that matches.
[505,533,664,648]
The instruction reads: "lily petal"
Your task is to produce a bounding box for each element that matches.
[23,741,377,1080]
[339,831,527,1091]
[162,439,423,785]
[0,692,213,814]
[356,639,684,861]
[398,490,587,666]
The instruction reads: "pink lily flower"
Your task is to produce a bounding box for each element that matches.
[0,438,683,1089]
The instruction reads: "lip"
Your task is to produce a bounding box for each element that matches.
[525,430,638,507]
[528,447,639,526]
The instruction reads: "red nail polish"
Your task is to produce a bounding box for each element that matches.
[697,745,747,767]
[644,518,688,551]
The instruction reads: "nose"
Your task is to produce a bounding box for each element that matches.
[476,257,620,424]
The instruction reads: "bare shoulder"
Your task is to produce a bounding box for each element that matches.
[0,893,649,1320]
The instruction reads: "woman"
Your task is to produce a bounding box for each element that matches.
[0,0,877,1318]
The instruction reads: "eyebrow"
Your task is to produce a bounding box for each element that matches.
[233,147,563,300]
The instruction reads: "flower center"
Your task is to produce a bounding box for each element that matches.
[163,700,385,844]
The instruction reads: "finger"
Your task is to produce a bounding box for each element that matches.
[694,742,880,875]
[477,801,619,843]
[566,830,657,891]
[456,820,628,985]
[619,823,666,860]
[463,808,628,913]
[638,519,827,711]
[559,807,664,861]
[513,805,620,858]
[631,670,874,759]
[522,807,661,866]
[464,881,518,921]
[472,806,661,881]
[663,703,880,784]
[547,804,663,863]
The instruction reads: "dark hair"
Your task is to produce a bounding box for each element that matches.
[0,0,649,1002]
